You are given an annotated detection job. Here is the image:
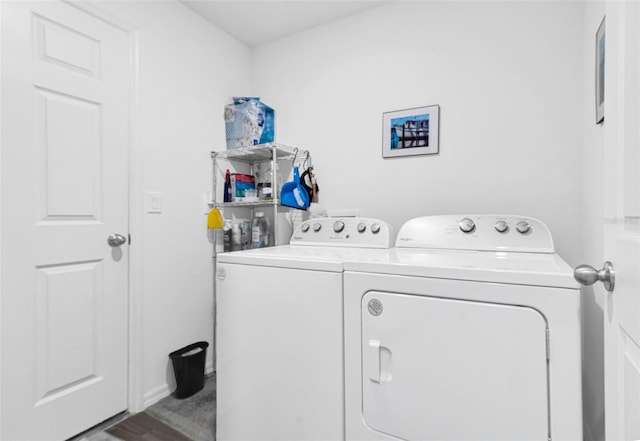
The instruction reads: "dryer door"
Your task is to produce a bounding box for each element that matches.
[361,291,549,441]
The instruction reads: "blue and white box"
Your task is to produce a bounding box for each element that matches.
[224,97,275,149]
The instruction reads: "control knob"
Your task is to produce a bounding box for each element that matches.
[301,223,310,233]
[371,223,381,234]
[333,220,345,233]
[494,220,509,233]
[357,223,367,233]
[458,218,476,233]
[516,220,531,234]
[313,222,322,232]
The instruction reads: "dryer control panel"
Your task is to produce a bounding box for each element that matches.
[290,217,394,248]
[396,215,555,253]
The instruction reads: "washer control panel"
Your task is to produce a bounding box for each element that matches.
[290,217,394,248]
[397,215,554,253]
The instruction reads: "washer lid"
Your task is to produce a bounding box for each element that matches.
[217,245,387,272]
[344,248,578,289]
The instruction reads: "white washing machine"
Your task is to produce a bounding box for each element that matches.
[343,215,582,441]
[215,217,393,441]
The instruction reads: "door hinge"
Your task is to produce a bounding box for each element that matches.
[546,328,550,361]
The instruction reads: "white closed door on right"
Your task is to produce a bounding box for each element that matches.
[361,291,549,441]
[602,2,640,438]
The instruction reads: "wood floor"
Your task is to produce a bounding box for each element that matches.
[107,413,192,441]
[77,373,215,441]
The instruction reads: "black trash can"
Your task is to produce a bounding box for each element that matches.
[169,341,209,399]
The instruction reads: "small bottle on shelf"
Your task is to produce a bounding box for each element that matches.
[232,221,242,251]
[251,212,270,248]
[224,169,232,203]
[223,220,232,252]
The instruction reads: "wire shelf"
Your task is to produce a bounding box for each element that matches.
[211,143,304,163]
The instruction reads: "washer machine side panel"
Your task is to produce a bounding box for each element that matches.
[344,271,582,441]
[361,292,548,440]
[216,263,344,441]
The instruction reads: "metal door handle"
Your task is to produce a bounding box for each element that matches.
[574,261,615,292]
[107,233,127,247]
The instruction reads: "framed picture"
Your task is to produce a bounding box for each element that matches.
[383,105,440,158]
[595,16,605,124]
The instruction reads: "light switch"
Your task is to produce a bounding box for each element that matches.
[147,191,162,213]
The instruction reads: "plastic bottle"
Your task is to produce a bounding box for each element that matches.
[257,168,270,200]
[232,221,242,251]
[240,218,251,250]
[223,220,232,252]
[215,228,224,254]
[224,169,232,203]
[251,212,270,249]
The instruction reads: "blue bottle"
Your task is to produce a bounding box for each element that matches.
[224,169,232,202]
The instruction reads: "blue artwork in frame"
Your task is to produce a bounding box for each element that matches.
[383,105,439,158]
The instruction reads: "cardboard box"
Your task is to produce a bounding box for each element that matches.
[224,97,275,149]
[230,173,255,201]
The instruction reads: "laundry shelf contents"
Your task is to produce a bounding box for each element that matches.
[210,143,312,250]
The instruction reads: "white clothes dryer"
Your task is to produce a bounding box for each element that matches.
[215,217,393,441]
[343,215,582,441]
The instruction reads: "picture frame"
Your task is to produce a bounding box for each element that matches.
[595,16,605,124]
[382,105,440,158]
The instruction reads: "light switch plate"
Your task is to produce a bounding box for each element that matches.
[146,191,162,214]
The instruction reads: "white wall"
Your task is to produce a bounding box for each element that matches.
[581,2,606,440]
[97,0,251,406]
[251,1,584,265]
[88,0,604,425]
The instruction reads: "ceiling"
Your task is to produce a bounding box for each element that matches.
[179,1,387,47]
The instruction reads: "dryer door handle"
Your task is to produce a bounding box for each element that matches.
[368,340,381,383]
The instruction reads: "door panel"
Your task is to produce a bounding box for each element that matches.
[35,261,102,402]
[34,13,102,78]
[1,1,130,439]
[622,330,640,438]
[361,291,549,441]
[37,87,102,219]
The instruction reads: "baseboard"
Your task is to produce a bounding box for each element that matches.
[143,384,171,408]
[142,362,215,409]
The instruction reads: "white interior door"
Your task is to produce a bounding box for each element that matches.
[0,1,131,439]
[602,1,640,438]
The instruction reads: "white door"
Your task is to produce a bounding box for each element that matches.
[600,1,640,438]
[1,1,131,440]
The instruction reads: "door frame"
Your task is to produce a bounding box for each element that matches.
[0,2,144,437]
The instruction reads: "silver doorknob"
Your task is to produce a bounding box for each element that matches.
[107,233,127,247]
[574,261,615,292]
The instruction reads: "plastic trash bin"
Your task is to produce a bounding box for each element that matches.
[169,341,209,399]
